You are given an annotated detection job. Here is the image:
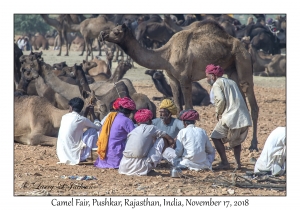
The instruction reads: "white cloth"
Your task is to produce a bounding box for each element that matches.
[152,117,184,138]
[254,127,286,175]
[56,111,101,165]
[174,124,215,171]
[212,77,252,129]
[210,88,214,105]
[17,39,26,50]
[118,124,167,176]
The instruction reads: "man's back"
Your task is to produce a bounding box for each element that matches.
[213,77,252,129]
[175,125,215,169]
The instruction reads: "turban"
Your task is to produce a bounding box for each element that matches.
[134,109,153,123]
[119,97,136,111]
[159,99,177,115]
[205,64,224,77]
[112,98,122,110]
[179,109,199,121]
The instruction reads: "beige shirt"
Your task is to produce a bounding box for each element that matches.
[212,77,252,129]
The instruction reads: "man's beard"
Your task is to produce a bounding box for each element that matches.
[207,79,214,86]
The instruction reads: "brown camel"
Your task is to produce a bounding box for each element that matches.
[83,50,113,77]
[62,15,116,61]
[14,90,101,146]
[41,14,86,56]
[249,45,286,77]
[101,21,259,151]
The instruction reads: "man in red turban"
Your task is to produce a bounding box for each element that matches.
[171,109,215,171]
[95,96,136,169]
[205,64,252,170]
[118,109,176,176]
[134,109,153,124]
[112,97,122,110]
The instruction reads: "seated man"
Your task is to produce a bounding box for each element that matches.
[118,109,176,176]
[173,109,215,171]
[254,127,286,176]
[56,97,101,165]
[95,97,136,169]
[152,99,184,139]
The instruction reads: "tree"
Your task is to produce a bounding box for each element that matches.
[14,14,52,35]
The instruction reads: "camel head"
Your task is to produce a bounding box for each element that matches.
[82,90,108,120]
[105,49,114,61]
[144,69,157,76]
[52,61,67,70]
[82,60,97,74]
[19,54,42,78]
[117,61,132,73]
[101,23,129,43]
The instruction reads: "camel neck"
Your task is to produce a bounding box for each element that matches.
[39,62,81,100]
[118,32,170,70]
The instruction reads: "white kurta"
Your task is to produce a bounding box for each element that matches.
[56,111,101,165]
[213,77,252,129]
[254,127,286,175]
[175,124,215,171]
[118,124,166,176]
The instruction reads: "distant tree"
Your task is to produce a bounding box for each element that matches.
[14,14,52,35]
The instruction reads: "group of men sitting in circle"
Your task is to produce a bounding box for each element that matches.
[56,64,286,176]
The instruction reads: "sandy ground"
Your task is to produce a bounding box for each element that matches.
[14,46,286,196]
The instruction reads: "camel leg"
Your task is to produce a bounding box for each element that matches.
[97,39,102,56]
[234,42,259,151]
[84,36,89,61]
[79,43,85,56]
[62,30,69,56]
[179,76,193,110]
[90,39,94,60]
[16,133,57,146]
[57,31,62,56]
[166,73,183,114]
[113,47,119,62]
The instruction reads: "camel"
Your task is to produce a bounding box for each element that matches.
[145,69,211,106]
[14,90,101,146]
[101,21,259,151]
[83,51,113,77]
[41,14,86,56]
[249,45,286,77]
[31,34,49,50]
[62,15,116,61]
[14,64,39,96]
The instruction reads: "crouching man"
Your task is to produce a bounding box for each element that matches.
[173,109,215,171]
[118,109,176,176]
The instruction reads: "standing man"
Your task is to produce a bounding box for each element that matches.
[57,97,101,165]
[118,109,176,176]
[206,64,252,170]
[152,99,184,139]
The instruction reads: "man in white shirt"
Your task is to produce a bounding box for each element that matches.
[56,97,101,165]
[118,109,176,176]
[205,64,252,170]
[173,109,215,171]
[254,127,286,176]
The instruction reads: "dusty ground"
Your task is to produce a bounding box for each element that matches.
[14,46,286,196]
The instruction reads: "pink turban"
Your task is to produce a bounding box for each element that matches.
[205,64,224,77]
[134,109,153,123]
[112,98,122,110]
[119,97,136,111]
[179,109,200,121]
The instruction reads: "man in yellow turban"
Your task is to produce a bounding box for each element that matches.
[152,99,184,139]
